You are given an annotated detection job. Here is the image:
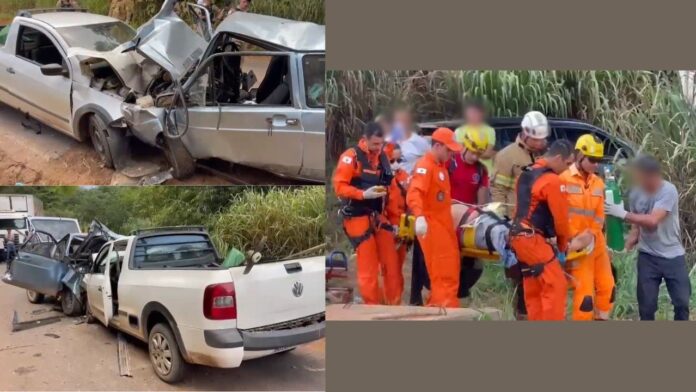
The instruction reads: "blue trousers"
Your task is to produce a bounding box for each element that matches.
[637,252,691,320]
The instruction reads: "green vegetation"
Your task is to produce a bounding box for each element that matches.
[0,186,326,260]
[0,0,324,25]
[328,70,696,319]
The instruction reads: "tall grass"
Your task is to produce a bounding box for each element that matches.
[0,0,325,25]
[211,187,326,260]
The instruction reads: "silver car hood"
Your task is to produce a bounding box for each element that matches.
[67,47,151,94]
[217,12,325,51]
[123,0,207,79]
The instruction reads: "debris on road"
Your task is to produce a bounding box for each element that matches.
[11,311,62,332]
[117,332,133,378]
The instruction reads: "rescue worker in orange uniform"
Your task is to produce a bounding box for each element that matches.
[509,140,575,320]
[406,128,463,308]
[560,135,615,320]
[385,144,410,272]
[333,122,401,305]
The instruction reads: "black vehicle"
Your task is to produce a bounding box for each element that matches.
[2,221,121,316]
[419,117,636,164]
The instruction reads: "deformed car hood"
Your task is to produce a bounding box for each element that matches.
[123,0,207,79]
[73,220,123,256]
[217,12,325,51]
[67,47,150,94]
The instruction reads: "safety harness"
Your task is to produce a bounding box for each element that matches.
[509,165,559,277]
[455,204,511,255]
[340,147,394,248]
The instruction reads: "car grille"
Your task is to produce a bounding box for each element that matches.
[242,312,325,332]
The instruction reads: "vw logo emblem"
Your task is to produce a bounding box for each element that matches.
[292,282,304,297]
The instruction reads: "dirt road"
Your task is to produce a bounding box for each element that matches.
[0,276,325,391]
[0,104,298,186]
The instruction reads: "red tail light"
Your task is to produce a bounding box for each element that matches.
[204,282,237,320]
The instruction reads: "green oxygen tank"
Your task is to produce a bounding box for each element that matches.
[604,166,626,251]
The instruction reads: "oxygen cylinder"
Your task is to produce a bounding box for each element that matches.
[604,166,625,251]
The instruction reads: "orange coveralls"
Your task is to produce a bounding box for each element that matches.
[406,151,461,308]
[332,139,401,305]
[560,164,614,320]
[509,159,571,321]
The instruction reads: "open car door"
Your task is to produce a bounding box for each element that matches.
[83,243,114,325]
[1,231,66,297]
[187,3,214,42]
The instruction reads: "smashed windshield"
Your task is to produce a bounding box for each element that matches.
[30,219,80,241]
[57,22,136,52]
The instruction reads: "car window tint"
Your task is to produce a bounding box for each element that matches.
[134,234,217,267]
[16,25,63,66]
[303,54,325,108]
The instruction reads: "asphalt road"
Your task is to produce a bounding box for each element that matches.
[0,273,325,391]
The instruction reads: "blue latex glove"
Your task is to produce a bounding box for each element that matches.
[557,251,567,267]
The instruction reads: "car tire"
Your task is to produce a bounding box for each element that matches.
[26,290,44,304]
[163,137,196,180]
[60,289,84,317]
[88,114,116,169]
[149,323,187,383]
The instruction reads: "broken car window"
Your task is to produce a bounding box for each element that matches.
[303,54,325,108]
[57,22,136,52]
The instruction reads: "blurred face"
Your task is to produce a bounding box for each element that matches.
[633,169,661,192]
[392,148,402,162]
[366,135,384,154]
[393,110,414,134]
[238,0,251,11]
[433,143,454,162]
[462,149,481,164]
[464,107,485,125]
[525,137,548,153]
[579,155,601,174]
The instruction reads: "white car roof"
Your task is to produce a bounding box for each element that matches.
[31,12,122,28]
[216,12,325,52]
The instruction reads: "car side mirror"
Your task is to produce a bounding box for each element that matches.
[40,63,68,77]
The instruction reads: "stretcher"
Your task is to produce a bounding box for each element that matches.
[398,202,594,263]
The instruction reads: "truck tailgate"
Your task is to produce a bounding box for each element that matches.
[229,256,324,330]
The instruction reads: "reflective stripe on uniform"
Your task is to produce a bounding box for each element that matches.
[594,216,605,225]
[568,207,595,217]
[566,185,583,194]
[591,188,604,197]
[494,174,514,188]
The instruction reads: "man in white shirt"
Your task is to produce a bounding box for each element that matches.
[389,108,430,174]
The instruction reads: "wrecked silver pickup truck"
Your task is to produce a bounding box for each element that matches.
[0,2,325,182]
[2,220,121,316]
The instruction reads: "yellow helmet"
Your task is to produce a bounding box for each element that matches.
[460,127,489,154]
[575,134,604,159]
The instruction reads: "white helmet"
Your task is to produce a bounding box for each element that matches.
[521,111,550,139]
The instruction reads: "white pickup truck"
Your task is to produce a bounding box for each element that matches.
[81,227,325,383]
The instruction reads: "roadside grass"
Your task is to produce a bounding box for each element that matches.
[0,0,325,25]
[211,186,326,260]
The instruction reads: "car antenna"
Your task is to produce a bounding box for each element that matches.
[243,236,267,275]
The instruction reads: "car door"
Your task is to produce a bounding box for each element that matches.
[83,244,112,326]
[179,52,304,177]
[298,53,325,181]
[1,231,67,296]
[3,22,72,134]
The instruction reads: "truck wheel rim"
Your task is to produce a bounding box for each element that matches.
[150,332,172,375]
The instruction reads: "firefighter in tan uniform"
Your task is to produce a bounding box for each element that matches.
[491,111,550,216]
[491,111,550,319]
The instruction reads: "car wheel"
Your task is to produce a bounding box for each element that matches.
[26,290,44,304]
[60,289,84,317]
[163,137,196,180]
[149,323,187,383]
[88,114,115,169]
